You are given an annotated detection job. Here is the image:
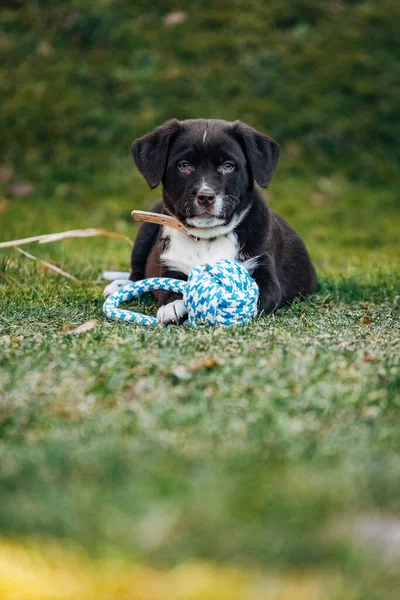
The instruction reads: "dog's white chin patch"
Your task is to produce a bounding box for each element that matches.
[185,216,225,229]
[157,299,188,324]
[184,207,250,240]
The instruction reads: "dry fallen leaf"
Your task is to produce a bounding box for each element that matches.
[364,351,379,363]
[171,357,220,380]
[163,11,188,26]
[357,316,372,325]
[62,320,98,334]
[188,357,220,372]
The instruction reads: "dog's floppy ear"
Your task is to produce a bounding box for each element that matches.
[131,119,181,188]
[231,121,280,188]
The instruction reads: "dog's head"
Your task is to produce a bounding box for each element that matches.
[131,119,279,231]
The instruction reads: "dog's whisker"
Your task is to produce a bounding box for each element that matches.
[224,194,240,203]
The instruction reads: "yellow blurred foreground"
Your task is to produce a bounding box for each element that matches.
[0,539,354,600]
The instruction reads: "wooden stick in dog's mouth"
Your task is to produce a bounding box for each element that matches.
[131,210,185,232]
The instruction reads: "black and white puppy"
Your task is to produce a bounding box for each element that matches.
[104,119,317,324]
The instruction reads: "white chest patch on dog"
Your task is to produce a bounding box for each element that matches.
[161,227,239,275]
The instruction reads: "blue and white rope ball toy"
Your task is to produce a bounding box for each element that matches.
[103,258,259,327]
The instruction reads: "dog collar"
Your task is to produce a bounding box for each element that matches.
[184,231,201,242]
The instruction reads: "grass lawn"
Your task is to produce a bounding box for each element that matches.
[0,173,399,599]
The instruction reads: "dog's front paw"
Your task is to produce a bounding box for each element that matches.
[157,300,188,324]
[103,279,131,298]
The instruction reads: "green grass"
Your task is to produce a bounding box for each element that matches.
[1,2,400,594]
[0,177,399,598]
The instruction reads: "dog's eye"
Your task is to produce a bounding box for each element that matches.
[178,161,192,171]
[222,162,235,171]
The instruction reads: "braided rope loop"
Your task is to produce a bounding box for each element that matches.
[103,259,259,327]
[184,260,259,326]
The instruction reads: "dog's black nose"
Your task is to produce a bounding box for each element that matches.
[196,190,216,207]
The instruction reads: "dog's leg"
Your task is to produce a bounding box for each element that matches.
[157,269,188,324]
[252,254,282,315]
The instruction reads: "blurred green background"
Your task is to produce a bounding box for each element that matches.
[1,0,400,198]
[0,2,399,599]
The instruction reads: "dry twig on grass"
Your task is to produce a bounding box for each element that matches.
[14,247,80,282]
[0,228,133,249]
[0,228,134,283]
